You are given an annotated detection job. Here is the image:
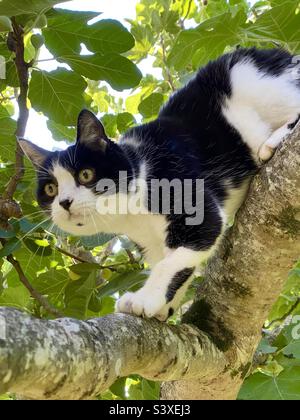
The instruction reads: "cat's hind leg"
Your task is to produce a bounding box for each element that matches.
[258,114,300,162]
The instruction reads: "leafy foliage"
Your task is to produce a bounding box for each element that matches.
[0,0,300,401]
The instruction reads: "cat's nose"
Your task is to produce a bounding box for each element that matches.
[59,199,73,211]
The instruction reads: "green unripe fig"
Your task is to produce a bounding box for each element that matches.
[35,14,47,29]
[102,268,112,280]
[31,34,45,49]
[0,16,13,32]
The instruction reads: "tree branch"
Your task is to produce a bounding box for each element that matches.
[3,18,29,201]
[0,125,299,400]
[0,308,226,400]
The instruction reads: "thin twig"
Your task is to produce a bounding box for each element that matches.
[55,246,134,271]
[125,249,136,264]
[161,35,176,92]
[55,246,91,263]
[5,253,63,318]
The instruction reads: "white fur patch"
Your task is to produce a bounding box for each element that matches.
[223,60,300,160]
[223,180,250,223]
[116,247,213,320]
[50,163,168,265]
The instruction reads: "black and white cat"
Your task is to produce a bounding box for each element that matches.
[20,48,300,321]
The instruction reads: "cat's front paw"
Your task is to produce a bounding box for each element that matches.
[116,289,174,321]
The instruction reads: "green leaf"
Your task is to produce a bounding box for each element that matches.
[283,341,300,359]
[101,114,118,138]
[245,2,300,51]
[23,238,53,257]
[64,270,97,319]
[0,16,13,32]
[68,262,100,275]
[268,269,300,323]
[44,10,135,56]
[0,238,21,258]
[79,233,115,249]
[117,112,136,133]
[257,338,278,355]
[274,323,300,359]
[62,54,142,91]
[126,377,160,400]
[47,120,76,142]
[18,218,49,234]
[0,285,30,311]
[126,91,144,115]
[29,69,87,125]
[0,0,71,16]
[6,246,63,287]
[98,296,115,316]
[138,93,164,118]
[97,270,148,299]
[0,106,17,162]
[239,367,300,400]
[141,379,160,400]
[160,11,180,34]
[168,11,245,70]
[30,269,69,303]
[0,228,16,239]
[110,378,127,399]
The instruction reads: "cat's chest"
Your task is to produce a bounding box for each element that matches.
[99,213,168,265]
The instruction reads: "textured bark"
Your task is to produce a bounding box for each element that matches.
[0,309,225,400]
[162,126,300,400]
[0,126,299,400]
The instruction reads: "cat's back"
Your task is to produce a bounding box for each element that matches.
[160,47,294,124]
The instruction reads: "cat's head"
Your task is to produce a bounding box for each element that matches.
[19,110,129,236]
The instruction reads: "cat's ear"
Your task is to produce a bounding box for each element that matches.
[18,139,50,169]
[77,110,108,151]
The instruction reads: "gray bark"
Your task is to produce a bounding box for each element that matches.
[0,126,299,400]
[0,309,225,399]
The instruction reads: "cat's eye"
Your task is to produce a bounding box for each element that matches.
[44,183,58,198]
[78,168,95,184]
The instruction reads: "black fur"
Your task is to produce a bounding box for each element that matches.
[166,268,195,303]
[37,47,293,253]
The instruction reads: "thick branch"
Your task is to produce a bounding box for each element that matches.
[0,308,226,400]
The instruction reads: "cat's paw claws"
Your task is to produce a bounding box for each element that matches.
[116,290,172,321]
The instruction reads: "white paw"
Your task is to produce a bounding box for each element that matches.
[258,144,274,162]
[116,288,174,321]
